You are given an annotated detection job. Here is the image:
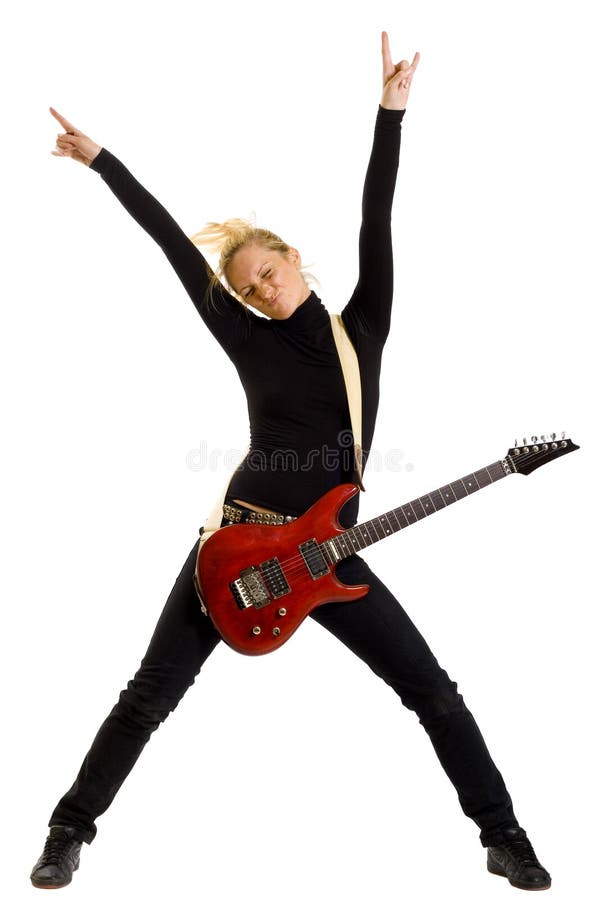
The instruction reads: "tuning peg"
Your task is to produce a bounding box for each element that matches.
[514,439,518,447]
[531,436,539,444]
[541,434,546,441]
[561,431,566,439]
[523,437,527,446]
[551,432,556,440]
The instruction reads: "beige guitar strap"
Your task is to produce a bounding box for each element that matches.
[329,313,365,492]
[197,443,250,552]
[197,312,365,556]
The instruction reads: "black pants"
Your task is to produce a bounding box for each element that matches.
[48,522,518,848]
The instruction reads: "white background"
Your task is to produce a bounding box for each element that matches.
[1,1,597,897]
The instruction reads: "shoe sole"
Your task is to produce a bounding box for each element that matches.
[488,861,551,891]
[30,860,79,889]
[30,885,71,891]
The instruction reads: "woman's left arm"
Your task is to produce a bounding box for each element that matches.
[342,35,419,341]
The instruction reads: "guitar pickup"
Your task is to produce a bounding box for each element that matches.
[299,539,330,579]
[259,557,290,599]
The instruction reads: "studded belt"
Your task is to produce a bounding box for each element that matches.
[222,502,297,526]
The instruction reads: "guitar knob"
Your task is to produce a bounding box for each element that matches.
[252,626,261,635]
[273,627,281,637]
[278,608,287,616]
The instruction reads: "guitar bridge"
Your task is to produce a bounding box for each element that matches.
[230,558,290,610]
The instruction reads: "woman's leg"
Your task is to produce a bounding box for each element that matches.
[309,554,519,847]
[48,530,221,844]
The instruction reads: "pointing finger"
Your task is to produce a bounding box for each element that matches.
[49,106,79,135]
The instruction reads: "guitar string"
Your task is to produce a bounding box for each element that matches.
[221,450,532,585]
[237,444,567,584]
[259,460,510,580]
[256,447,549,582]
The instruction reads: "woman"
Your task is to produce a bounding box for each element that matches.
[31,33,551,892]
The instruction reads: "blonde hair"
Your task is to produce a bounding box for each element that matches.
[189,213,319,312]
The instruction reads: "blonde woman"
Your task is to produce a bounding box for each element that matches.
[32,33,550,892]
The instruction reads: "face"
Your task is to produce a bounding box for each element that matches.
[226,242,312,320]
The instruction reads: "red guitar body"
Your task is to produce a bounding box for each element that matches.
[195,483,369,655]
[194,435,580,656]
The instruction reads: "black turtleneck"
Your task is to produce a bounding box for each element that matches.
[89,105,405,526]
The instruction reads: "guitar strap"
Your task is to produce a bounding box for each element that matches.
[197,312,364,555]
[329,312,365,492]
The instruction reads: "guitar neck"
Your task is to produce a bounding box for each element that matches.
[325,457,514,561]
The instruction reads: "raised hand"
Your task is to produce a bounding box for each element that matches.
[380,32,420,111]
[49,107,102,166]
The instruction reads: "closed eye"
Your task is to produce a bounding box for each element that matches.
[244,269,272,299]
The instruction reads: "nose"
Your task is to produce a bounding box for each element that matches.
[261,285,275,301]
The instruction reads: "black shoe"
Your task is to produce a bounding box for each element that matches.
[30,825,82,889]
[487,826,551,891]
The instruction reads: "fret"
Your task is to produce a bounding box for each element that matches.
[372,516,388,539]
[388,509,403,532]
[410,500,427,521]
[420,494,436,515]
[345,531,360,554]
[451,479,468,500]
[401,503,418,524]
[430,489,447,511]
[355,523,372,546]
[488,461,507,483]
[347,527,366,551]
[461,474,479,495]
[346,531,359,555]
[321,456,512,561]
[337,532,352,557]
[366,519,380,545]
[378,513,397,536]
[393,506,411,528]
[363,519,377,544]
[474,466,492,487]
[440,484,458,504]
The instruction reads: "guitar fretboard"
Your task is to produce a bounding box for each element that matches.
[324,458,511,561]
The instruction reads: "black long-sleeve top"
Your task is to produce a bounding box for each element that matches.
[89,105,405,528]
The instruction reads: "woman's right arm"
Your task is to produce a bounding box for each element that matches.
[49,107,251,350]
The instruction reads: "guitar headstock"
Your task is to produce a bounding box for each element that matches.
[505,433,580,475]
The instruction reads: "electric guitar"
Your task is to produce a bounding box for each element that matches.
[194,435,579,656]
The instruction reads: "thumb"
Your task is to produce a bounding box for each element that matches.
[387,65,414,89]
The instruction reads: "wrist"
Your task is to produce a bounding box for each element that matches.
[378,104,406,119]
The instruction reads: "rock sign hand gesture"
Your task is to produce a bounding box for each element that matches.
[49,34,419,163]
[380,31,420,111]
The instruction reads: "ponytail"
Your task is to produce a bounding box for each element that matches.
[190,214,319,311]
